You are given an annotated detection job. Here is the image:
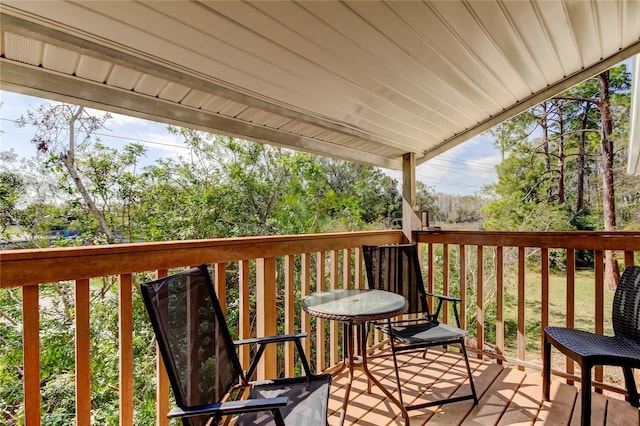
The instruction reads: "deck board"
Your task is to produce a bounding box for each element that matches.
[326,347,639,426]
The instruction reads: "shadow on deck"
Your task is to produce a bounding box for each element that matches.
[327,347,639,426]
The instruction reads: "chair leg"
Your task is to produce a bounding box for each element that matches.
[622,366,640,407]
[460,340,478,404]
[389,340,404,406]
[542,336,551,401]
[580,365,592,426]
[385,319,405,406]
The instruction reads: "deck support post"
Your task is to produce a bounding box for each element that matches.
[402,152,420,243]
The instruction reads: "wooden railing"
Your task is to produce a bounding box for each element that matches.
[0,230,403,426]
[3,230,640,425]
[415,230,640,396]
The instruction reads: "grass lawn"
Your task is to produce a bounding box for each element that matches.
[495,268,621,385]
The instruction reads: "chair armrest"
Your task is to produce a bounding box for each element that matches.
[425,292,462,303]
[168,397,289,419]
[234,332,307,347]
[234,332,315,380]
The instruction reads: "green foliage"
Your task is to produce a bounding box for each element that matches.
[483,63,637,233]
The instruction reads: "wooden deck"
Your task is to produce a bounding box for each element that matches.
[327,348,640,426]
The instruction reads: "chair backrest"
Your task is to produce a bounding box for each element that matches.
[612,265,640,342]
[363,243,430,316]
[140,265,244,424]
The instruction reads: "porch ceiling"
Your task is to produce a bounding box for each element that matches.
[1,1,640,170]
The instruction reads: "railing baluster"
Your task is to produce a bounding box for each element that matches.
[257,257,277,380]
[329,250,339,366]
[119,273,133,426]
[155,269,169,426]
[301,254,311,359]
[315,251,326,371]
[75,278,91,426]
[354,246,363,289]
[476,246,484,358]
[214,263,226,313]
[496,246,504,365]
[566,250,575,385]
[460,244,467,330]
[427,243,434,313]
[625,250,635,266]
[23,285,41,426]
[238,260,251,366]
[343,248,351,289]
[594,250,604,392]
[284,255,295,377]
[541,248,549,354]
[517,247,526,370]
[442,243,449,324]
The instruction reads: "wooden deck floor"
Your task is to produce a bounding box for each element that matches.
[327,348,640,426]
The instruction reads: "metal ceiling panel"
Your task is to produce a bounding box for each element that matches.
[1,0,639,171]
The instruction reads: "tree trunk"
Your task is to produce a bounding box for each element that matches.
[540,103,552,199]
[66,106,115,241]
[597,71,619,289]
[576,104,590,212]
[556,102,565,204]
[60,155,115,241]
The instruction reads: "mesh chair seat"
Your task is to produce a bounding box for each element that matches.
[239,376,331,426]
[545,327,640,362]
[381,321,469,345]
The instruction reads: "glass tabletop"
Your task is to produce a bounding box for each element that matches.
[301,289,407,323]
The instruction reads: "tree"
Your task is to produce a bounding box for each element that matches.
[484,63,633,288]
[17,105,115,241]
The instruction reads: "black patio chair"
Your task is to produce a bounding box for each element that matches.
[362,243,478,411]
[140,264,332,426]
[543,265,640,426]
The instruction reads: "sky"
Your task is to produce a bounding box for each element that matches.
[0,90,499,195]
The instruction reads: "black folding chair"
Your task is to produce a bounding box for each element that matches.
[363,243,478,411]
[543,265,640,426]
[140,264,332,426]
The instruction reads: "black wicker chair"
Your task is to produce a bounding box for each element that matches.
[543,265,640,426]
[140,265,332,426]
[363,243,478,411]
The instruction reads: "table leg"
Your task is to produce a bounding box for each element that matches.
[339,322,355,426]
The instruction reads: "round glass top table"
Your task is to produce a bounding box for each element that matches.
[302,289,409,426]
